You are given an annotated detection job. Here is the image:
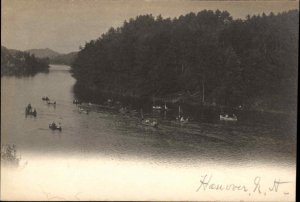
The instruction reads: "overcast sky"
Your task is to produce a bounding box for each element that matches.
[1,0,298,53]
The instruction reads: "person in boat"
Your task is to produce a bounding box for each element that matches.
[180,116,189,122]
[51,121,56,128]
[27,103,32,112]
[164,105,168,110]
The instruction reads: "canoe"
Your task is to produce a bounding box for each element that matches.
[42,96,49,101]
[25,110,37,117]
[73,99,82,104]
[220,115,237,121]
[49,124,62,131]
[141,119,158,127]
[152,106,162,110]
[176,116,189,123]
[78,107,89,114]
[47,101,56,105]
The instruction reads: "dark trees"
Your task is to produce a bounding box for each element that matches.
[71,9,298,112]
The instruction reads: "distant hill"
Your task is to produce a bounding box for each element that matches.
[26,48,61,59]
[1,46,50,76]
[50,51,78,65]
[4,47,19,55]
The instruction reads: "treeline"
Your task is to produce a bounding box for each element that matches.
[71,10,298,112]
[1,46,50,76]
[50,51,78,66]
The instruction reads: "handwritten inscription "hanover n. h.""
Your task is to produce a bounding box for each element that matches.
[196,174,248,192]
[196,174,291,196]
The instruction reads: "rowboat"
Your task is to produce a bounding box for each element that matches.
[49,122,62,131]
[141,119,159,127]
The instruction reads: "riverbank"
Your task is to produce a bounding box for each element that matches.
[73,82,295,114]
[72,82,296,126]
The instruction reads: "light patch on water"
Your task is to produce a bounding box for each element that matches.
[1,155,296,201]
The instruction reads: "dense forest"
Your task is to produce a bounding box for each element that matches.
[71,10,298,112]
[1,46,50,76]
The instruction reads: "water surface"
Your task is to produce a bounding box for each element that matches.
[1,64,296,200]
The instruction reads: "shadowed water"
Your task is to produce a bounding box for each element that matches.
[1,65,296,166]
[1,65,296,201]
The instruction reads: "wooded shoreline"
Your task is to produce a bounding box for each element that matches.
[73,82,295,117]
[71,10,298,115]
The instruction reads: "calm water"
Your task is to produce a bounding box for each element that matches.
[1,65,296,200]
[1,65,296,165]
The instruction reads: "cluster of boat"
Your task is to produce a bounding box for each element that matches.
[73,97,239,129]
[25,96,62,131]
[42,96,61,130]
[73,98,238,129]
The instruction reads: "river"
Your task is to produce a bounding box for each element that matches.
[1,64,296,200]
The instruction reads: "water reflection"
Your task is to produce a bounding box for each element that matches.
[1,64,296,201]
[1,65,296,165]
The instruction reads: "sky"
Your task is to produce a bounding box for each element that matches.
[1,0,299,53]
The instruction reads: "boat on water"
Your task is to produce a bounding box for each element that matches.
[175,105,189,123]
[25,104,37,117]
[141,118,159,127]
[78,107,89,114]
[47,100,56,105]
[152,98,163,110]
[73,99,82,104]
[49,122,62,131]
[220,114,238,121]
[1,144,20,167]
[119,107,129,114]
[152,105,162,110]
[163,102,168,111]
[25,109,37,117]
[140,108,159,128]
[176,116,189,123]
[42,96,49,101]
